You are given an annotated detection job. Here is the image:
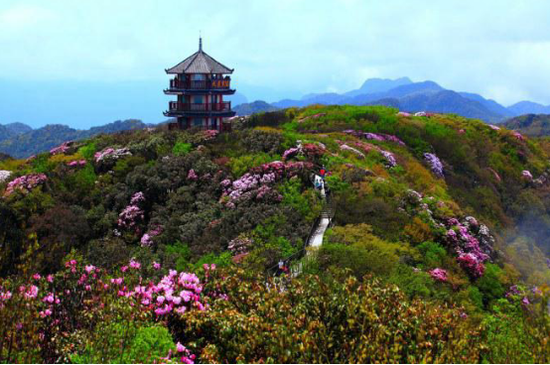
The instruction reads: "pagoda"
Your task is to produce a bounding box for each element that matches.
[164,38,236,131]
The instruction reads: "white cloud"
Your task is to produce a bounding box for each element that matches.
[1,0,550,105]
[0,4,55,32]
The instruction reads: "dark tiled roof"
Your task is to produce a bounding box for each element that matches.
[166,47,233,75]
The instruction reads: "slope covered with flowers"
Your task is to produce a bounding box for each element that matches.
[0,105,549,363]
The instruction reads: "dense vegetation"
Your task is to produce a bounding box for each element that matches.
[0,105,549,363]
[503,113,550,137]
[0,119,148,158]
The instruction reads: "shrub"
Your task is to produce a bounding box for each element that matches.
[172,142,192,156]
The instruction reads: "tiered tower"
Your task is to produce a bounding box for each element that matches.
[164,38,236,131]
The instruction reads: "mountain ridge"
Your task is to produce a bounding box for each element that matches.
[239,77,550,123]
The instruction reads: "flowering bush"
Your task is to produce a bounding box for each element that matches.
[67,159,86,167]
[522,170,533,181]
[118,192,146,230]
[343,130,406,146]
[423,152,444,178]
[429,268,448,282]
[187,169,198,181]
[513,131,525,141]
[49,141,74,155]
[444,216,493,278]
[0,257,210,363]
[0,170,11,183]
[282,147,299,160]
[380,150,397,168]
[4,173,47,196]
[140,226,162,247]
[340,144,365,159]
[179,270,484,363]
[94,147,132,163]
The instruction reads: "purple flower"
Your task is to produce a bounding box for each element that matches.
[424,153,444,178]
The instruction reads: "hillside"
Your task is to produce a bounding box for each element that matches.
[0,106,549,362]
[502,113,550,137]
[0,119,147,158]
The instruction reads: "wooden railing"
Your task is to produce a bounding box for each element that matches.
[168,101,231,112]
[169,78,231,90]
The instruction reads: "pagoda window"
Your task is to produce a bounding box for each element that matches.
[193,118,203,127]
[193,95,203,104]
[191,74,205,81]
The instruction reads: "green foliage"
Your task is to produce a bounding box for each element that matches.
[278,177,320,221]
[228,153,276,177]
[194,252,233,269]
[180,269,484,363]
[417,241,447,268]
[475,263,506,306]
[77,141,97,160]
[480,299,550,363]
[71,322,175,363]
[172,142,192,156]
[388,264,435,298]
[162,241,192,272]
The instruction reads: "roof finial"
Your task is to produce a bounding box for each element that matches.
[199,31,202,51]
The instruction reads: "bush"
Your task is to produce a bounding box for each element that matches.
[172,142,192,156]
[71,324,176,364]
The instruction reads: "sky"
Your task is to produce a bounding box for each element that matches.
[1,0,550,128]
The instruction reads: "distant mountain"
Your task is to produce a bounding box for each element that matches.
[344,77,413,97]
[459,92,514,118]
[399,90,505,122]
[234,101,280,116]
[270,78,508,122]
[4,122,33,135]
[508,101,550,116]
[501,114,550,137]
[227,92,249,107]
[0,119,147,158]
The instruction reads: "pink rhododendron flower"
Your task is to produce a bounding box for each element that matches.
[22,285,39,300]
[187,169,198,181]
[513,131,524,141]
[42,293,55,304]
[129,258,141,270]
[39,309,52,318]
[94,147,131,163]
[429,268,448,282]
[522,170,533,181]
[4,173,47,196]
[153,261,161,270]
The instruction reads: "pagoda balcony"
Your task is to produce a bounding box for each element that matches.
[167,101,232,112]
[168,78,231,90]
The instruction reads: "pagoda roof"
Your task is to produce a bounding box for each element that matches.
[166,38,233,75]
